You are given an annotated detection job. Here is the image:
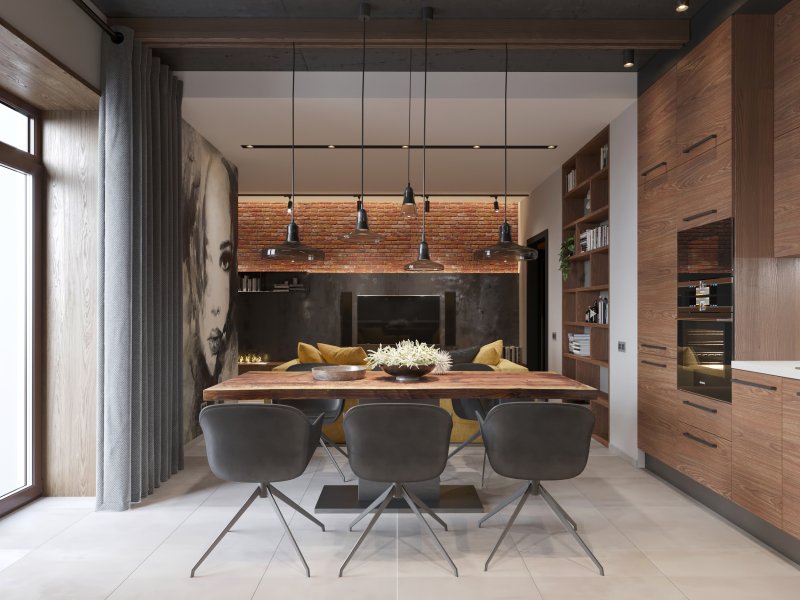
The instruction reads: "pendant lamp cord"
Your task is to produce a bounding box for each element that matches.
[422,12,429,241]
[361,14,366,208]
[407,47,413,184]
[503,43,508,225]
[291,42,296,224]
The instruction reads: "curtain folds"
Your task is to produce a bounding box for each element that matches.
[97,28,184,511]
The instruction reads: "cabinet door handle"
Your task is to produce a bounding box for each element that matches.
[682,208,718,222]
[641,360,667,368]
[641,343,667,350]
[640,161,667,177]
[732,378,777,391]
[682,431,718,449]
[682,400,718,414]
[682,133,718,155]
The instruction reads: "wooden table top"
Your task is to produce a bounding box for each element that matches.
[203,370,598,402]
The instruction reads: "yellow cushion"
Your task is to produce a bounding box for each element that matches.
[273,358,300,372]
[473,340,504,366]
[317,342,368,365]
[495,358,529,372]
[298,342,325,364]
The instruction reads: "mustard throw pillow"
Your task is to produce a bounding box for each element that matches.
[298,342,325,364]
[273,358,300,372]
[317,342,368,365]
[473,339,504,366]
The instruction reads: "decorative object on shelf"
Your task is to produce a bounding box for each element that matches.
[311,365,367,381]
[239,353,270,364]
[261,43,325,262]
[340,3,385,243]
[367,339,450,381]
[473,44,538,262]
[600,143,610,169]
[404,7,444,272]
[400,48,417,219]
[583,190,591,214]
[559,235,575,280]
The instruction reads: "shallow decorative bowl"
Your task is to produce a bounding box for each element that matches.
[311,365,367,381]
[380,364,436,382]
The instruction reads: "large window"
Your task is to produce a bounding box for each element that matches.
[0,94,41,517]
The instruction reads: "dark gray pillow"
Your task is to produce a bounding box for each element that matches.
[447,344,481,364]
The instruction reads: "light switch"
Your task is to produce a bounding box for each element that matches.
[618,341,626,352]
[552,332,557,340]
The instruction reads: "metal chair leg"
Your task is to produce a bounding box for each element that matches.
[481,450,488,487]
[265,486,312,577]
[190,485,261,577]
[447,430,482,459]
[403,486,448,531]
[348,484,394,532]
[539,484,604,576]
[484,482,532,571]
[268,484,326,532]
[320,438,348,482]
[321,432,349,458]
[400,486,459,577]
[535,484,576,531]
[339,484,396,577]
[478,482,529,528]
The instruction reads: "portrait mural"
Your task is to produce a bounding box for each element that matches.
[182,121,239,440]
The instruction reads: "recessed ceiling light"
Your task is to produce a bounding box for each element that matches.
[547,145,556,149]
[402,144,409,149]
[676,1,689,13]
[244,144,254,148]
[473,145,481,149]
[623,49,635,69]
[328,145,336,148]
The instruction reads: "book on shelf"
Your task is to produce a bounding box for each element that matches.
[502,345,522,364]
[579,221,609,253]
[600,144,609,170]
[567,333,591,356]
[585,296,609,325]
[566,168,577,192]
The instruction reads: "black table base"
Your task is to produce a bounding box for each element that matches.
[314,484,485,513]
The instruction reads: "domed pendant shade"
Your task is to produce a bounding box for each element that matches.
[262,43,324,262]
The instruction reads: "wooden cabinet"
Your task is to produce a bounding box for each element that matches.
[638,357,677,467]
[673,139,733,231]
[676,19,733,162]
[774,122,800,258]
[775,0,800,139]
[678,391,732,441]
[638,67,678,185]
[732,371,783,527]
[783,378,800,538]
[676,422,732,499]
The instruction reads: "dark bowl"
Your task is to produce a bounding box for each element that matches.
[380,364,436,382]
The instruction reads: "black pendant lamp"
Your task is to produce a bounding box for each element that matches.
[473,44,537,263]
[400,48,417,218]
[340,3,384,242]
[405,7,443,272]
[262,44,325,262]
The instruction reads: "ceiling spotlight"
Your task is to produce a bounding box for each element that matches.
[244,144,254,148]
[424,197,431,213]
[623,49,635,69]
[287,199,293,214]
[402,144,409,149]
[493,197,500,212]
[676,1,689,13]
[327,145,336,148]
[547,145,556,149]
[473,145,481,149]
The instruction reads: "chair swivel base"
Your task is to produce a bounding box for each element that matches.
[190,482,325,578]
[481,481,604,576]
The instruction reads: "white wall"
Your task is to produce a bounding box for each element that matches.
[0,0,102,88]
[519,170,564,373]
[608,102,639,462]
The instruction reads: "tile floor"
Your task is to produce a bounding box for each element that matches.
[1,439,798,599]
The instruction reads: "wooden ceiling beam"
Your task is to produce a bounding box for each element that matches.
[110,18,689,50]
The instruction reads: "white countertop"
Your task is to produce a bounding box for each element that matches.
[731,361,800,380]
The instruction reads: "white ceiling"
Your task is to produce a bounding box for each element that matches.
[178,71,637,196]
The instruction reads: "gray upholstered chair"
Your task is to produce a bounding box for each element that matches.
[192,404,326,578]
[478,402,604,575]
[447,362,497,486]
[339,403,458,577]
[274,362,349,481]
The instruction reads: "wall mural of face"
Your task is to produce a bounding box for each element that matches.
[182,121,238,440]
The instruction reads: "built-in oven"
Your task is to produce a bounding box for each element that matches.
[677,218,733,403]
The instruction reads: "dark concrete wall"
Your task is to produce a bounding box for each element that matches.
[236,273,519,361]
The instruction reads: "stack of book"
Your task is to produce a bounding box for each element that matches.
[566,168,577,192]
[579,221,609,252]
[600,143,609,169]
[239,274,262,292]
[568,333,591,357]
[502,345,522,364]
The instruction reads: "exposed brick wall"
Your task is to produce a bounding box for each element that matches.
[238,199,520,273]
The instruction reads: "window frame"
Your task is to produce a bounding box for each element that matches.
[0,88,43,517]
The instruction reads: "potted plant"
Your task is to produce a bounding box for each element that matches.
[559,236,575,281]
[367,340,452,382]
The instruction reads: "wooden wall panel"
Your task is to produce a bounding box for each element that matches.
[43,111,98,496]
[775,0,800,139]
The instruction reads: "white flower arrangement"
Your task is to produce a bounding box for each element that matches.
[367,340,452,374]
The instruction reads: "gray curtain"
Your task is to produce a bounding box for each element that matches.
[97,27,184,511]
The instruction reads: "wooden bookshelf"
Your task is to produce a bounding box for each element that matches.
[561,126,611,445]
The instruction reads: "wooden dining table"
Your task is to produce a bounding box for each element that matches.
[203,369,598,513]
